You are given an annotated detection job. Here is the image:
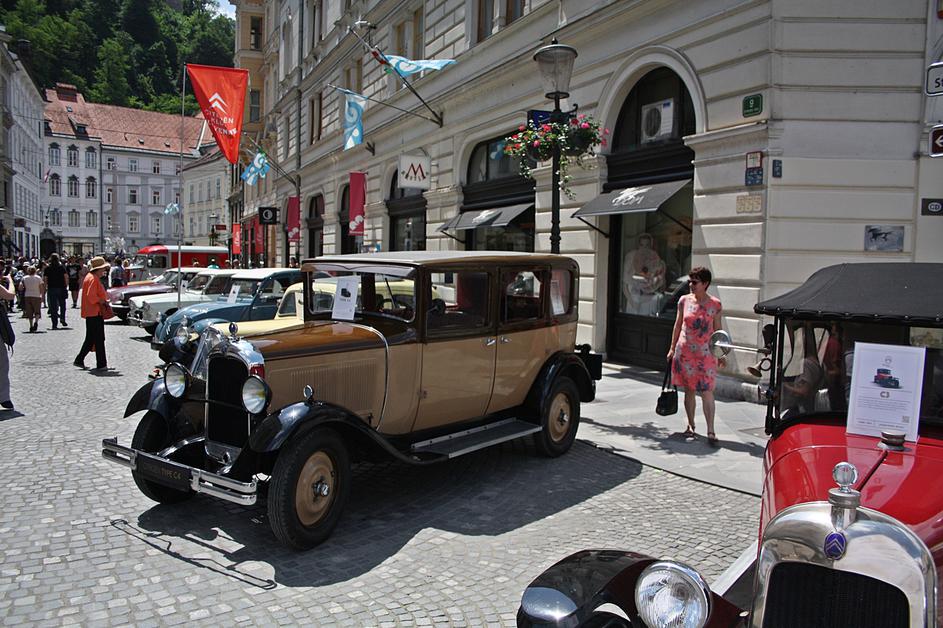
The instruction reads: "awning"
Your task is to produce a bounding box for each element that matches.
[572,179,691,218]
[438,203,533,232]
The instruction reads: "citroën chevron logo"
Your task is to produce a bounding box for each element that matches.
[209,93,228,115]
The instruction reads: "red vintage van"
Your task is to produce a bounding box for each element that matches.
[134,245,229,274]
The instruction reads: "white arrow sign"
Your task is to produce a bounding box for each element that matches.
[209,92,228,114]
[930,124,943,158]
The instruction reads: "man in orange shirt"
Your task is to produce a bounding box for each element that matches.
[74,257,110,372]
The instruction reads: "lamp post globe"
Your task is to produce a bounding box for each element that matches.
[534,40,578,255]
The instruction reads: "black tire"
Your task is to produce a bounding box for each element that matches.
[130,411,194,504]
[267,428,350,550]
[143,322,158,336]
[534,376,580,457]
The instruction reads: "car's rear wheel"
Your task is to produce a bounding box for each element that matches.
[130,411,194,504]
[534,376,580,457]
[143,322,158,335]
[267,428,350,550]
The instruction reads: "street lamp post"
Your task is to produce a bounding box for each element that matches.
[533,40,578,255]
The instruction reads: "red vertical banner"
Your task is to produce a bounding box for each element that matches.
[254,215,263,250]
[348,172,366,236]
[287,196,301,243]
[186,64,249,164]
[232,224,241,254]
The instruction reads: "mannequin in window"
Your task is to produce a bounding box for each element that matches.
[622,233,666,315]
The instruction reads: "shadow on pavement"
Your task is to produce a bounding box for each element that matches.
[581,417,767,459]
[125,440,642,588]
[0,409,25,422]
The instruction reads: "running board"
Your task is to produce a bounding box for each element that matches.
[410,418,540,458]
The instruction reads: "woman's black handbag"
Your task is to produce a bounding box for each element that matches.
[655,361,678,416]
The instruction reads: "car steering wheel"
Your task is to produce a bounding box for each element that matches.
[429,298,446,316]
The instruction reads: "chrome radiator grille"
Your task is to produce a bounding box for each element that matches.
[206,356,249,447]
[762,562,909,628]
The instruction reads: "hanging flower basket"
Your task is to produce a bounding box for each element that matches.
[504,115,609,199]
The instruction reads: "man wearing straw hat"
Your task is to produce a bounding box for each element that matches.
[74,257,111,372]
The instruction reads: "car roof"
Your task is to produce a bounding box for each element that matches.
[755,262,943,325]
[194,269,235,277]
[230,267,296,280]
[304,251,575,268]
[163,267,204,274]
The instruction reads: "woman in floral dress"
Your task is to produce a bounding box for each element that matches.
[667,267,725,444]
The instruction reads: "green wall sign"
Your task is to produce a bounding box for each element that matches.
[742,94,763,117]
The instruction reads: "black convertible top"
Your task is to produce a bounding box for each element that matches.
[754,263,943,325]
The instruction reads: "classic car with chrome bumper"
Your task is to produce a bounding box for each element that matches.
[517,262,943,627]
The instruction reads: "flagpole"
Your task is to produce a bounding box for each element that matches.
[326,84,440,125]
[177,65,187,311]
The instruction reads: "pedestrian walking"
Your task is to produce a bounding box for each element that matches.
[20,267,44,333]
[667,266,725,445]
[66,256,83,308]
[74,257,110,372]
[43,253,69,329]
[0,272,16,410]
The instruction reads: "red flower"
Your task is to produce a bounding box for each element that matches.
[541,124,551,132]
[533,140,541,147]
[518,124,526,131]
[580,122,590,129]
[601,139,607,147]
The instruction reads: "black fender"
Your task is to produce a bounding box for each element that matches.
[248,400,441,465]
[524,352,596,420]
[124,378,175,421]
[517,549,655,627]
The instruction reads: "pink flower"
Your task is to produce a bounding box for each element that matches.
[518,124,526,131]
[601,139,607,147]
[541,124,551,132]
[604,128,610,135]
[533,140,541,147]
[580,122,590,129]
[578,114,586,120]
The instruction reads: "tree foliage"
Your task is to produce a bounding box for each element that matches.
[0,0,234,112]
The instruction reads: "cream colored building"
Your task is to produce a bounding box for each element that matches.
[182,148,231,247]
[232,0,943,397]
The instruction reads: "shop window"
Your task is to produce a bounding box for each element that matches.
[501,270,544,323]
[427,271,491,335]
[387,172,426,251]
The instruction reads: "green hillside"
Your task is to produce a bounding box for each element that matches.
[0,0,234,114]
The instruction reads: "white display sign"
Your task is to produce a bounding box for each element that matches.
[847,342,926,443]
[398,154,432,190]
[927,61,943,96]
[550,280,565,316]
[331,276,359,321]
[226,285,241,304]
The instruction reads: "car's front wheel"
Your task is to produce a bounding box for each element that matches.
[267,428,350,550]
[130,411,194,504]
[534,376,580,457]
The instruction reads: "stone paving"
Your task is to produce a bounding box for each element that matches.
[0,314,759,626]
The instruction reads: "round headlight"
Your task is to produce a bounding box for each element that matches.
[635,562,710,628]
[175,325,190,342]
[163,363,190,399]
[241,375,271,415]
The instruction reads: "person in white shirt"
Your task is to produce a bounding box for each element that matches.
[20,266,44,333]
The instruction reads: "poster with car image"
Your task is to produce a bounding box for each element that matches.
[847,342,925,442]
[332,276,359,321]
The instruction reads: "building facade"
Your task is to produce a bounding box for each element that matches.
[234,0,943,397]
[182,148,231,247]
[0,30,44,258]
[44,84,206,256]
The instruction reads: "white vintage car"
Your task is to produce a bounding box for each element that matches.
[128,269,235,334]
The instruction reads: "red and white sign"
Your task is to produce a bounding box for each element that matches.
[398,154,431,190]
[931,124,943,158]
[232,224,241,254]
[348,172,366,237]
[186,64,249,164]
[287,196,301,243]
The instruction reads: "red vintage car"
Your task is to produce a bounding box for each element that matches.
[517,262,942,628]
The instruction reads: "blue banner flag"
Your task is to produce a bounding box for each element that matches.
[163,202,180,215]
[338,88,367,150]
[241,151,271,186]
[375,52,455,77]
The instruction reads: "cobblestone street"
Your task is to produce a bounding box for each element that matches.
[0,315,759,626]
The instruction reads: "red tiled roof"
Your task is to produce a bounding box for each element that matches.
[44,85,210,155]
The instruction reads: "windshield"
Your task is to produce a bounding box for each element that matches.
[190,326,224,379]
[220,279,261,301]
[187,274,211,292]
[203,275,232,295]
[305,264,416,322]
[775,320,943,427]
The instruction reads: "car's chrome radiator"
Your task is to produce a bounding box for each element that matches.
[206,356,249,448]
[762,562,909,628]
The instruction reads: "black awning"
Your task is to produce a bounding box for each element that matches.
[573,179,691,218]
[754,263,943,325]
[438,203,533,232]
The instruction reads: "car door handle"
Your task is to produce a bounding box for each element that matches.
[500,336,511,344]
[485,337,496,347]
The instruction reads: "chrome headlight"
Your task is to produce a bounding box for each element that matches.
[163,362,190,399]
[635,561,711,628]
[241,375,271,415]
[175,325,190,342]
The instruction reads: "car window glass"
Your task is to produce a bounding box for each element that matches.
[307,273,416,321]
[203,275,231,295]
[225,279,260,300]
[278,291,298,316]
[188,274,211,291]
[428,271,490,334]
[502,270,544,323]
[550,269,573,316]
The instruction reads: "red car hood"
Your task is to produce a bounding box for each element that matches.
[761,420,943,587]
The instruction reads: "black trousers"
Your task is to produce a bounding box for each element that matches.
[76,316,106,368]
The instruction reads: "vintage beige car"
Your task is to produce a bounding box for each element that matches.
[103,252,602,550]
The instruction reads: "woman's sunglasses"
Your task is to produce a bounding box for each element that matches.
[688,278,702,285]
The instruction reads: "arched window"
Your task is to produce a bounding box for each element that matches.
[67,175,79,197]
[67,145,78,167]
[467,135,531,184]
[85,147,97,169]
[612,67,695,153]
[48,143,60,166]
[49,174,61,196]
[85,177,97,198]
